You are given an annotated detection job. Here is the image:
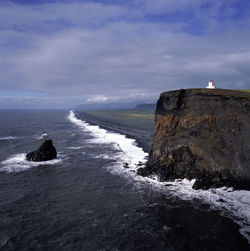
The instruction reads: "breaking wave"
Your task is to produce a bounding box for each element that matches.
[0,136,19,141]
[35,133,48,140]
[68,110,250,243]
[0,153,65,173]
[68,110,148,167]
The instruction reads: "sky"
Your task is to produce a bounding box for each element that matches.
[0,0,250,109]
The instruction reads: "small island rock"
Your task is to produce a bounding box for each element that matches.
[26,139,57,162]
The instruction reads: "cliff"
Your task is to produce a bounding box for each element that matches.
[138,89,250,189]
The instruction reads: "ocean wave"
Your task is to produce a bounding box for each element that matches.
[92,153,118,160]
[68,146,84,150]
[68,110,250,243]
[162,179,250,243]
[0,153,65,173]
[0,136,19,141]
[107,160,250,243]
[68,110,148,167]
[35,133,48,140]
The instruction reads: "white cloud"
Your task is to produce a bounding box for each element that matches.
[87,95,114,103]
[0,1,250,108]
[0,1,128,30]
[86,92,157,104]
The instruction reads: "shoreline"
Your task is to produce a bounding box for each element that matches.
[75,110,154,153]
[74,110,250,245]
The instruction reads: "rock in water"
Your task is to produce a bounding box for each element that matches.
[138,88,250,190]
[26,139,57,162]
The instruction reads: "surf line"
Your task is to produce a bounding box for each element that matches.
[68,110,148,168]
[68,110,250,244]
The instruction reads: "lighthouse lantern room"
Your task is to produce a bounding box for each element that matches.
[206,80,216,89]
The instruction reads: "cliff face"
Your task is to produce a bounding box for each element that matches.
[138,89,250,189]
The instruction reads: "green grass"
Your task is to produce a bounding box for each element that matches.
[240,89,250,93]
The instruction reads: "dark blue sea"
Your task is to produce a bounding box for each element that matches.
[0,110,250,250]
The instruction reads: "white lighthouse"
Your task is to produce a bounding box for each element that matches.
[206,80,216,89]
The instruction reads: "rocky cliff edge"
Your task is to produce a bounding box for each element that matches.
[138,88,250,190]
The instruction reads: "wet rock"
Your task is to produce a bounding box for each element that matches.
[26,139,57,162]
[123,162,129,168]
[137,166,152,176]
[137,161,144,166]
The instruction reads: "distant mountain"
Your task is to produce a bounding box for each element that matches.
[134,103,156,110]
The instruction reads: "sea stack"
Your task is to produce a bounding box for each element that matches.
[26,139,57,162]
[138,88,250,190]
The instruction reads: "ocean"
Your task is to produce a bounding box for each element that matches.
[0,110,250,250]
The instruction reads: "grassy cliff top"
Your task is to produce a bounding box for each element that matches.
[161,88,250,99]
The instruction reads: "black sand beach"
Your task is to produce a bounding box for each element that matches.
[74,110,250,250]
[75,110,154,153]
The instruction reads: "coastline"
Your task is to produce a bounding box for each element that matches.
[75,110,154,153]
[74,110,250,245]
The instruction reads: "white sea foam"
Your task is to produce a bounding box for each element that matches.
[0,136,18,140]
[0,153,64,173]
[68,146,84,150]
[68,110,250,243]
[68,110,148,167]
[35,133,48,140]
[93,153,116,160]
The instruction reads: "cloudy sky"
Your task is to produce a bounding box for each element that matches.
[0,0,250,109]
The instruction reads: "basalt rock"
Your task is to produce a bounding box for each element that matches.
[137,89,250,190]
[26,139,57,162]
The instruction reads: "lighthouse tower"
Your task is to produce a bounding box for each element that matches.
[206,80,216,89]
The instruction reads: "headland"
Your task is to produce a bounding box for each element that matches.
[138,88,250,190]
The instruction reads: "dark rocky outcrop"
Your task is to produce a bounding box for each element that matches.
[26,139,57,162]
[137,89,250,190]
